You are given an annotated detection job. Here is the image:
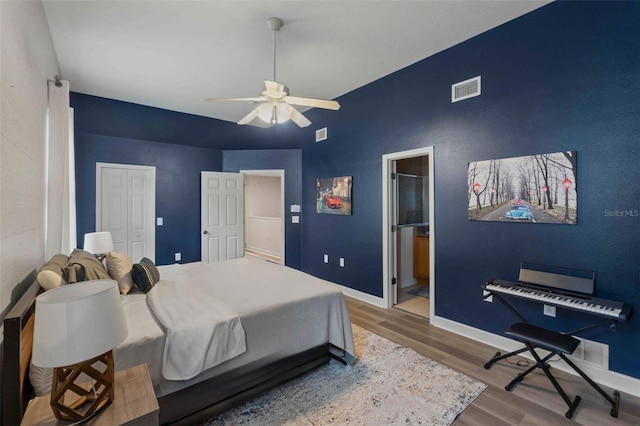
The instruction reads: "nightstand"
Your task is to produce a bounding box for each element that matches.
[21,363,159,426]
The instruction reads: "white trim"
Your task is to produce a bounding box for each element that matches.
[240,169,286,265]
[432,315,640,398]
[245,245,281,258]
[95,162,156,261]
[382,147,435,322]
[335,283,386,308]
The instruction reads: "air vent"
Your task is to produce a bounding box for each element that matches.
[452,76,481,103]
[315,127,328,142]
[567,337,609,369]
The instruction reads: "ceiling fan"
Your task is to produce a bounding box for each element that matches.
[205,17,340,128]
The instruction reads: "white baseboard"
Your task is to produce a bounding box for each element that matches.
[432,315,640,398]
[245,245,280,258]
[336,284,386,308]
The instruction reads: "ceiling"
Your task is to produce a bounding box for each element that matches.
[43,1,550,125]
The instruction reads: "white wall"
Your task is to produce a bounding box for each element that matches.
[1,0,60,318]
[244,175,281,257]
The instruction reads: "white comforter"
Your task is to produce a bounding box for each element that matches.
[147,278,247,380]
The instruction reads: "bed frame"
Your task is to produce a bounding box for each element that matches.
[2,280,332,425]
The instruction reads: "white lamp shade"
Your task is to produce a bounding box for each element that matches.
[32,280,128,368]
[83,231,113,254]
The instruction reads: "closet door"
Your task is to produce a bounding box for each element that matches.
[97,163,155,263]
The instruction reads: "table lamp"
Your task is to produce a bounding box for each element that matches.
[32,280,128,421]
[83,231,114,262]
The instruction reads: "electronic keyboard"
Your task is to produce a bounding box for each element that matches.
[482,278,632,321]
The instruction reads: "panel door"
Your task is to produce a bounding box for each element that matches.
[98,164,155,263]
[201,172,244,263]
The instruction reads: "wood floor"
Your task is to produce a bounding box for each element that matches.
[346,296,640,425]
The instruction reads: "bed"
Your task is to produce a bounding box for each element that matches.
[2,256,355,425]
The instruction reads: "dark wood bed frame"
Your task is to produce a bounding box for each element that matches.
[2,280,332,425]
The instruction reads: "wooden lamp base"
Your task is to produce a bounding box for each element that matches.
[50,350,116,421]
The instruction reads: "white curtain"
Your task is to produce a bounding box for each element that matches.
[46,80,76,258]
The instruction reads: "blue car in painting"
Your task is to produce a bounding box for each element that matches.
[506,205,534,220]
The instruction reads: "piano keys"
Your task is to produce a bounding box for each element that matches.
[482,278,632,321]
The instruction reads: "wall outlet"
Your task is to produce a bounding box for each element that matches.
[543,304,556,317]
[323,254,329,263]
[340,258,345,267]
[483,290,493,303]
[157,217,163,226]
[292,215,299,223]
[175,252,181,262]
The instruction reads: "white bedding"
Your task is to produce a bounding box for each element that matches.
[31,256,355,398]
[147,276,246,380]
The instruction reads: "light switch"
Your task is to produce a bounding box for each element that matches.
[157,217,163,226]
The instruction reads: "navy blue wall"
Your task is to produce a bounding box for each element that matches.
[74,132,222,265]
[299,2,640,378]
[223,150,302,269]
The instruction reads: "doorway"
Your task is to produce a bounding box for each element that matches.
[241,170,285,264]
[382,147,434,321]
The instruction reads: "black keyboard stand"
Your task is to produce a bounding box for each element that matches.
[483,291,621,419]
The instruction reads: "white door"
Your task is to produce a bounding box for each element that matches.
[201,172,244,263]
[97,163,155,263]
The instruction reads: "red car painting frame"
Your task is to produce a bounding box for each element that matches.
[316,176,352,215]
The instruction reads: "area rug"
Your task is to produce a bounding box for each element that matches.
[202,324,486,425]
[408,285,430,298]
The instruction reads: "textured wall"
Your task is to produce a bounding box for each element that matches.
[0,1,60,318]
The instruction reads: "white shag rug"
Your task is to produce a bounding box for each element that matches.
[203,324,486,425]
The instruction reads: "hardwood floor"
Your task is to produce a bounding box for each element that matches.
[345,296,640,425]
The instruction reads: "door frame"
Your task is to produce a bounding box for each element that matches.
[240,169,285,265]
[382,147,435,321]
[95,162,156,261]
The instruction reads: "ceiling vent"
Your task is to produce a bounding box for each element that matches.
[316,127,328,142]
[452,76,481,103]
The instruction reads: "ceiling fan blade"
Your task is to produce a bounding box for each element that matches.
[284,96,340,110]
[204,97,265,103]
[290,108,311,128]
[237,107,261,125]
[263,80,287,96]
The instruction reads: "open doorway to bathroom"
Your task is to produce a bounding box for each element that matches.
[394,156,430,318]
[382,147,434,321]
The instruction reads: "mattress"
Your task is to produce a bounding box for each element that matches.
[117,256,354,398]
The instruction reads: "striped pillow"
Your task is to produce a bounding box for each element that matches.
[132,257,160,293]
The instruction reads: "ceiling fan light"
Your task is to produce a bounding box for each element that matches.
[257,103,275,123]
[257,102,293,124]
[275,102,293,123]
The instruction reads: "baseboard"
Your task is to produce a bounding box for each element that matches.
[245,245,280,258]
[335,284,385,308]
[432,315,640,398]
[399,278,417,289]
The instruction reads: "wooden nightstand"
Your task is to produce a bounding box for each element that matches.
[21,364,159,426]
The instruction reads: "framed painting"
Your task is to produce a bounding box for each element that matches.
[316,176,352,215]
[468,151,577,224]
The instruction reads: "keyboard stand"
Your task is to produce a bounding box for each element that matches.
[483,290,622,419]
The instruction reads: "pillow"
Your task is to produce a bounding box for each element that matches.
[29,363,52,396]
[106,251,135,295]
[132,257,160,293]
[63,256,111,284]
[36,254,69,291]
[70,248,95,259]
